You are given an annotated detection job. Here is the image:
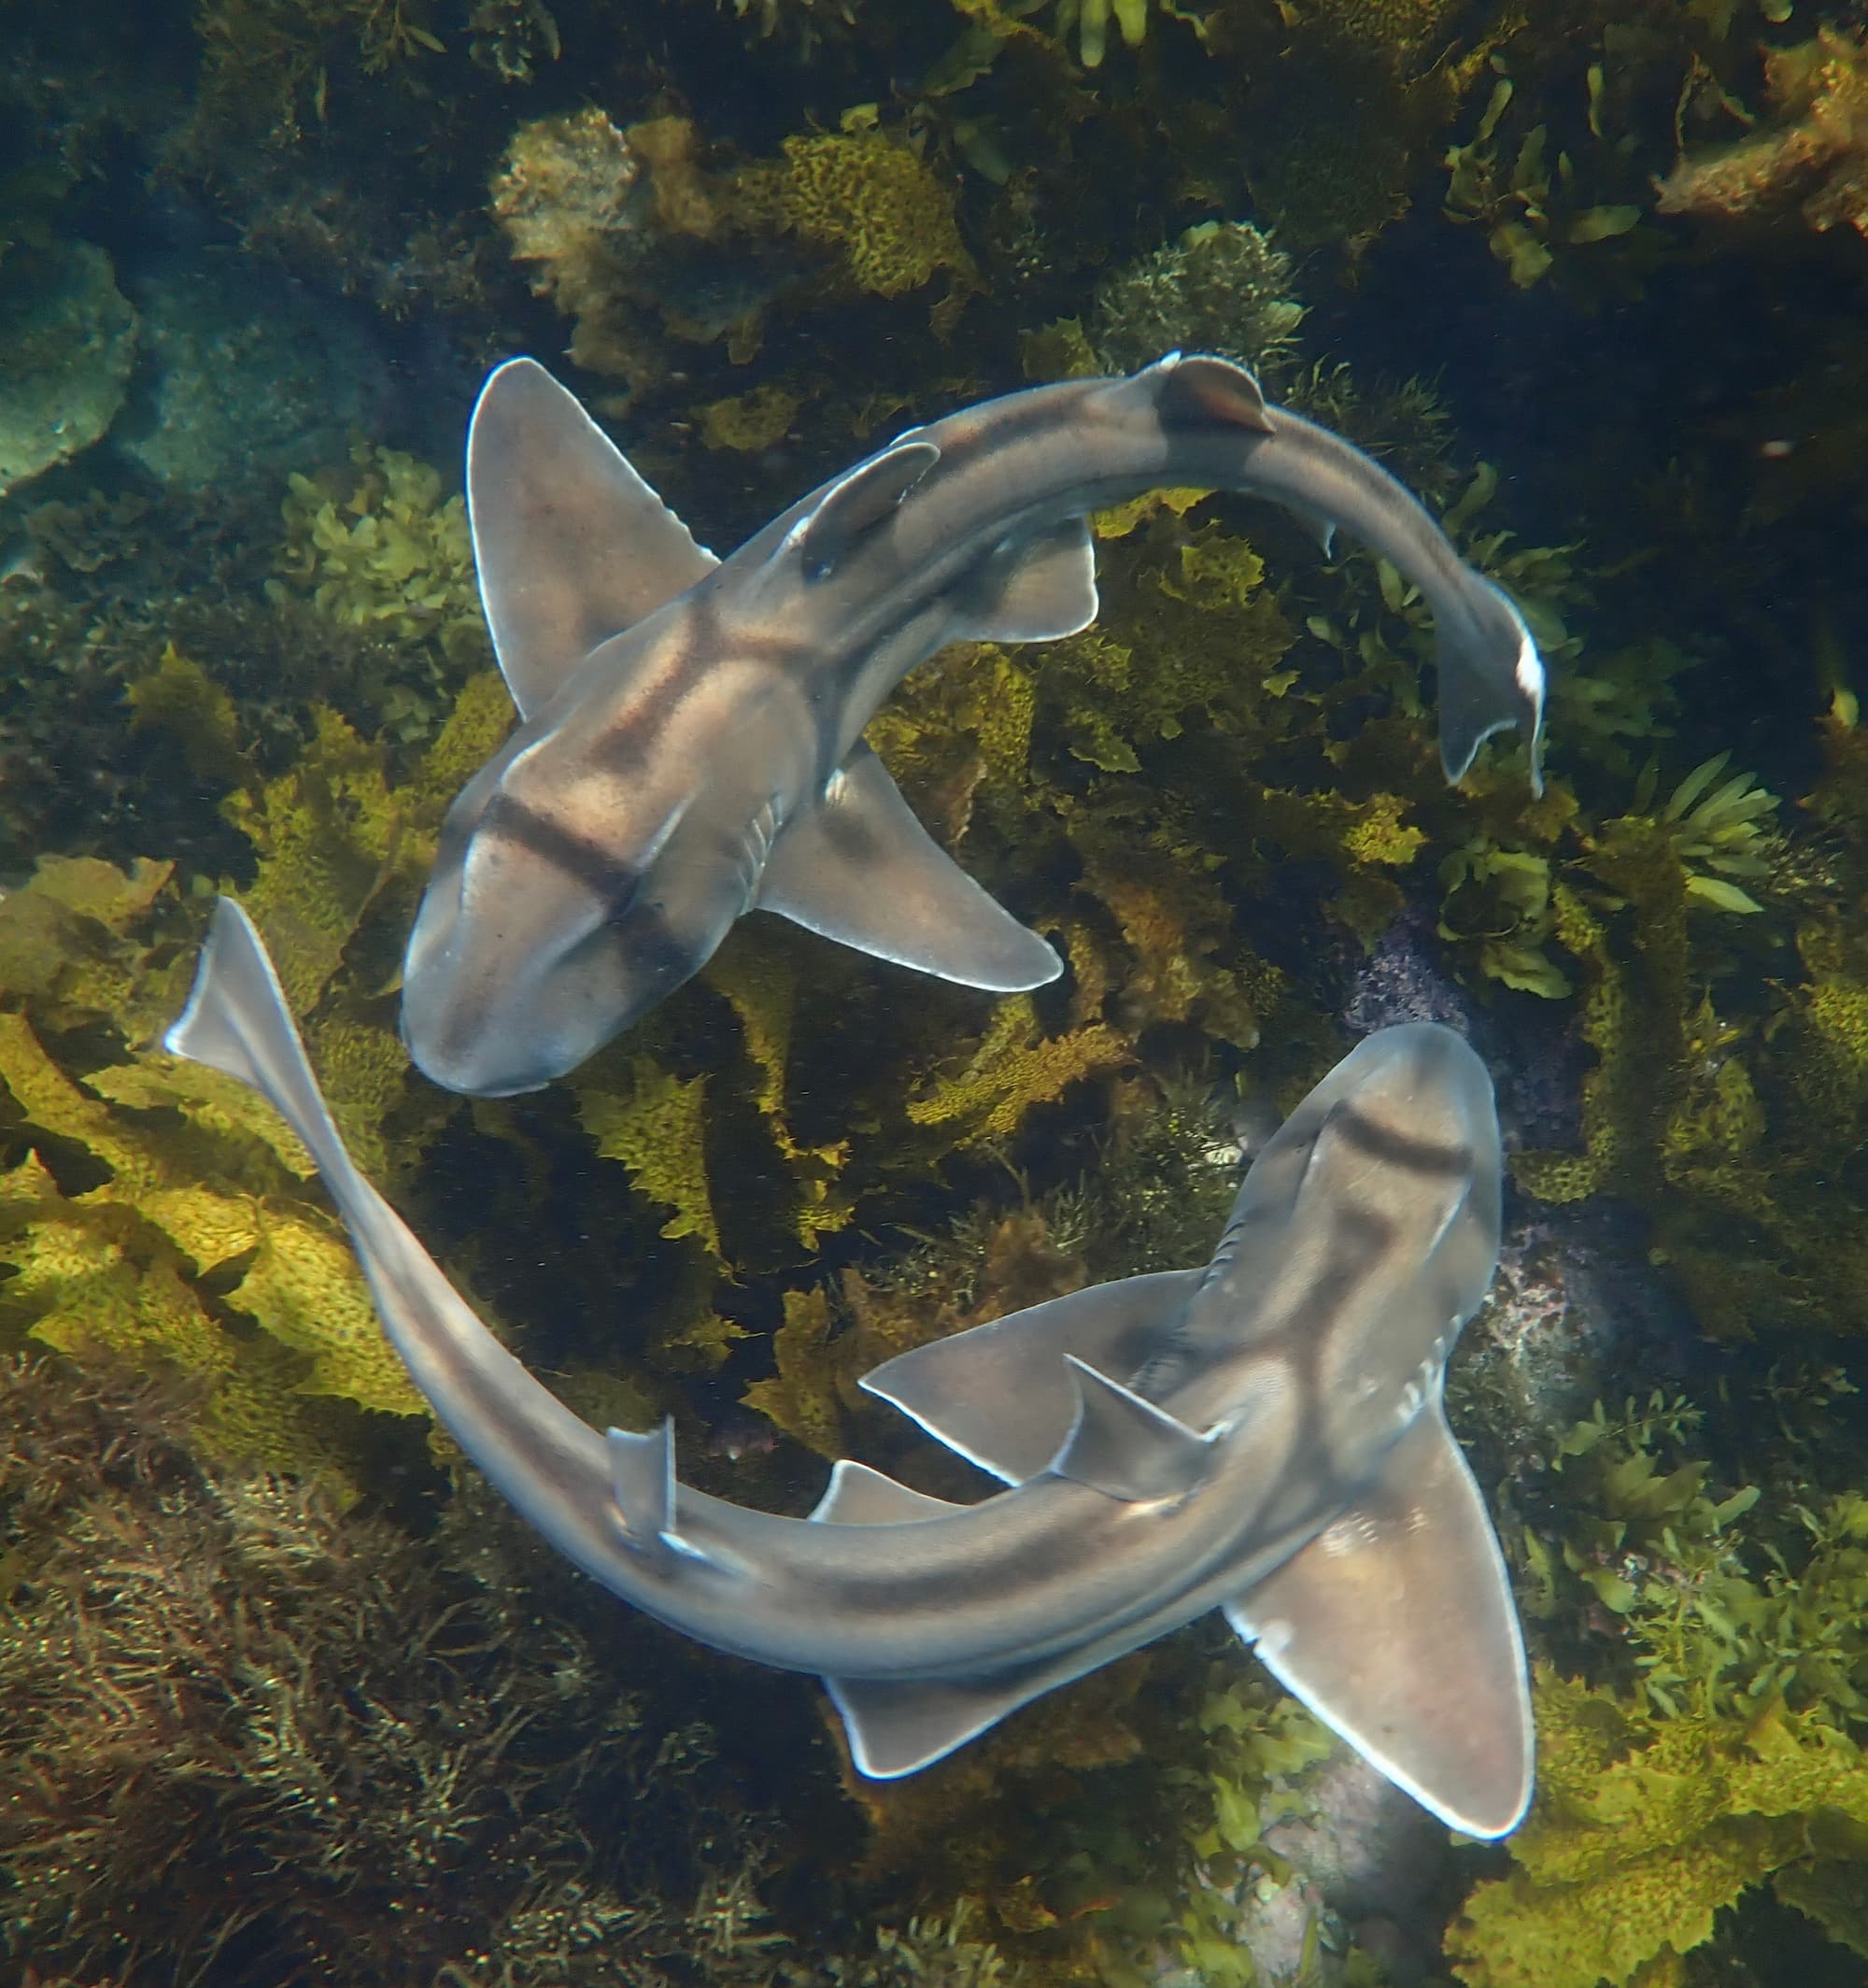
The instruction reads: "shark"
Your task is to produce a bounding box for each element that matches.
[172,896,1534,1837]
[402,353,1547,1097]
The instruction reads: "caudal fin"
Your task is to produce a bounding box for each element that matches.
[1438,575,1547,796]
[164,897,357,1193]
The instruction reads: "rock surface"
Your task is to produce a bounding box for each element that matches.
[0,243,138,496]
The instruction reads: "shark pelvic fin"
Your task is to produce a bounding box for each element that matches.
[860,1270,1201,1484]
[810,1460,966,1525]
[825,1656,1089,1778]
[1224,1406,1534,1839]
[960,518,1100,643]
[1051,1355,1214,1503]
[1150,353,1275,435]
[755,743,1062,992]
[606,1420,681,1554]
[469,359,719,721]
[799,439,941,579]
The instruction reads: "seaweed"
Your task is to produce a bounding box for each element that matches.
[1658,27,1868,239]
[0,1352,797,1988]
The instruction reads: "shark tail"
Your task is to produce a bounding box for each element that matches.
[166,898,360,1193]
[1437,575,1547,797]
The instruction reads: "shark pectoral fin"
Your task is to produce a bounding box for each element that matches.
[810,1460,966,1525]
[606,1420,680,1553]
[755,743,1061,991]
[960,518,1100,642]
[799,440,941,577]
[469,358,719,720]
[1224,1407,1533,1839]
[825,1657,1085,1777]
[1151,353,1276,434]
[1051,1356,1213,1503]
[859,1269,1202,1484]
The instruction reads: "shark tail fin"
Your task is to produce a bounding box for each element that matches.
[1437,575,1547,797]
[165,898,358,1193]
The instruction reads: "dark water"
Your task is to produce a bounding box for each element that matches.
[3,2,1868,1984]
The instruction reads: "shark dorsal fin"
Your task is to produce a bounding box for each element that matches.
[959,518,1100,644]
[799,439,941,578]
[1224,1405,1534,1839]
[606,1420,678,1552]
[861,1270,1202,1484]
[754,743,1061,992]
[810,1460,964,1525]
[1152,353,1275,434]
[1051,1356,1213,1504]
[469,358,719,720]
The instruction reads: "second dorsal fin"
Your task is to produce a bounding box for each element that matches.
[1150,353,1275,434]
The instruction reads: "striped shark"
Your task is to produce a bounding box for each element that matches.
[173,897,1534,1837]
[402,354,1547,1097]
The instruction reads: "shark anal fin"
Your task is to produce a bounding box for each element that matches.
[1150,353,1275,435]
[1224,1407,1533,1839]
[755,743,1061,992]
[607,1421,680,1553]
[1051,1356,1213,1503]
[810,1460,966,1525]
[860,1269,1201,1484]
[959,518,1099,643]
[1285,499,1337,560]
[800,440,941,578]
[468,359,719,720]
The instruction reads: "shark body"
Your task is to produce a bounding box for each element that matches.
[174,898,1534,1837]
[403,354,1547,1097]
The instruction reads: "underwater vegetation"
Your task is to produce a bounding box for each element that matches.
[0,1351,828,1987]
[4,0,1868,1976]
[1450,1392,1868,1987]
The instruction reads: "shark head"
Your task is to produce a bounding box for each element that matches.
[402,712,772,1096]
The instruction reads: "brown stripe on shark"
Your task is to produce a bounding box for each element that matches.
[1323,1101,1477,1180]
[403,353,1544,1100]
[476,789,648,915]
[173,916,1533,1836]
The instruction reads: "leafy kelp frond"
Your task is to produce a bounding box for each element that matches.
[0,985,423,1470]
[0,673,526,1472]
[1448,1668,1868,1988]
[1648,752,1780,915]
[576,1055,724,1265]
[1438,840,1573,998]
[906,995,1130,1149]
